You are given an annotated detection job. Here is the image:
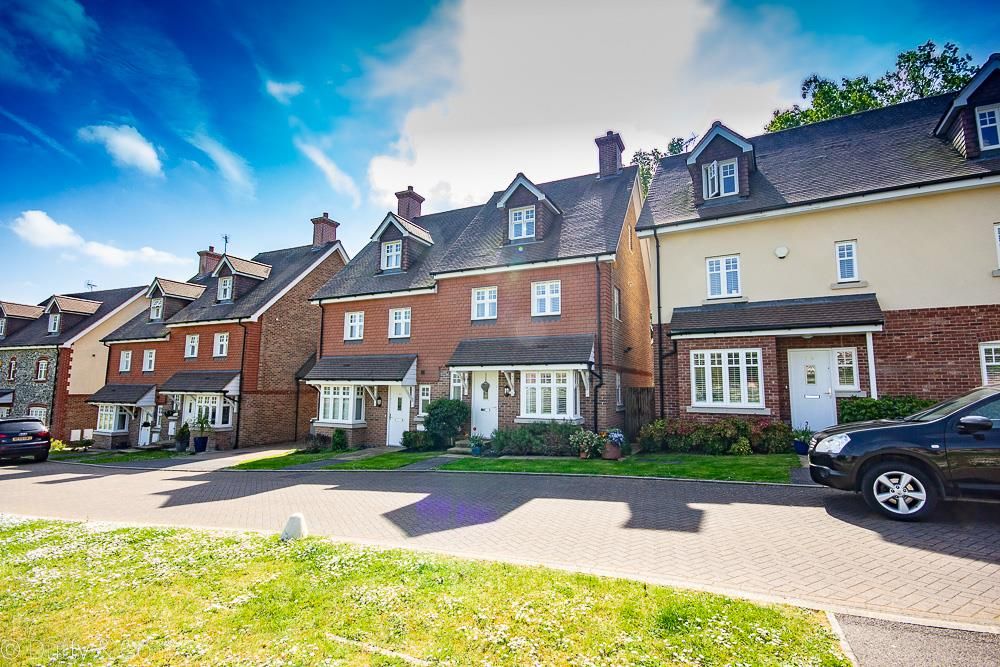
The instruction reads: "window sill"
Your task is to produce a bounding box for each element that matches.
[830,280,868,290]
[701,296,746,305]
[686,405,772,416]
[992,269,1000,278]
[388,337,411,344]
[471,318,497,325]
[531,314,561,321]
[94,430,129,436]
[314,421,367,429]
[515,416,584,425]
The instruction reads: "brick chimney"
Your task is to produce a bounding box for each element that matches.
[395,186,425,220]
[595,130,625,178]
[197,245,222,276]
[311,212,340,247]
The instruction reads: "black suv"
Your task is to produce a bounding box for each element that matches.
[0,417,52,463]
[809,386,1000,520]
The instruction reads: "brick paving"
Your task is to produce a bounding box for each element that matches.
[1,461,998,629]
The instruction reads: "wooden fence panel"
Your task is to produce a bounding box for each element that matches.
[623,387,654,444]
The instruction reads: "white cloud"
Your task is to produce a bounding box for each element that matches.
[265,79,304,104]
[295,138,362,208]
[11,210,188,268]
[77,124,163,176]
[188,133,256,196]
[362,0,871,211]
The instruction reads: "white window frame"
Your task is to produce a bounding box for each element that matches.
[184,334,199,358]
[613,286,622,321]
[471,286,497,321]
[150,298,163,320]
[706,255,741,298]
[418,385,432,416]
[119,350,132,372]
[832,347,860,392]
[0,407,9,418]
[690,349,764,408]
[27,407,47,425]
[318,384,365,424]
[508,206,536,240]
[450,372,464,400]
[96,405,129,434]
[7,357,15,381]
[344,311,364,340]
[981,342,1000,386]
[531,280,561,316]
[977,104,1000,150]
[615,371,623,409]
[142,349,156,372]
[381,240,402,270]
[217,276,233,301]
[213,332,229,358]
[187,394,234,429]
[835,240,859,283]
[703,159,737,199]
[520,370,578,420]
[36,359,49,381]
[994,223,1000,269]
[47,313,60,334]
[388,307,411,338]
[0,318,7,336]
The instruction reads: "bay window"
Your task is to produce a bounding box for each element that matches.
[520,370,579,420]
[318,385,365,423]
[96,405,129,433]
[691,349,763,408]
[187,395,233,428]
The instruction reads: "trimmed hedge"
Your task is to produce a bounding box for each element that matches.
[838,396,937,424]
[485,422,582,457]
[423,399,471,449]
[401,430,433,451]
[639,417,793,455]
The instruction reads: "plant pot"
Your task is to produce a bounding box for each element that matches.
[602,443,622,460]
[193,436,209,453]
[579,451,590,459]
[793,439,809,455]
[471,445,482,456]
[175,441,188,453]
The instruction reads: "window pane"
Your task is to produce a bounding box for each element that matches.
[727,352,742,403]
[526,386,537,414]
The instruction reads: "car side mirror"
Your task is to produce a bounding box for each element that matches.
[957,415,993,434]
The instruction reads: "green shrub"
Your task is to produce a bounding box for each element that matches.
[637,417,793,455]
[401,430,432,451]
[758,421,794,454]
[569,429,604,458]
[839,396,938,423]
[486,422,582,457]
[728,437,752,456]
[304,432,331,452]
[49,439,67,452]
[423,399,470,449]
[330,428,348,451]
[638,419,667,451]
[176,423,190,446]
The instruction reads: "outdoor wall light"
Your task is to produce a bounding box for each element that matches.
[375,397,383,407]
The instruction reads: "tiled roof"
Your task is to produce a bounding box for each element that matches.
[305,354,417,382]
[313,166,638,300]
[637,94,1000,230]
[223,255,272,279]
[160,370,240,393]
[153,278,205,300]
[88,384,156,405]
[669,294,884,335]
[448,334,595,367]
[0,286,145,349]
[395,216,434,245]
[0,302,44,319]
[51,295,102,314]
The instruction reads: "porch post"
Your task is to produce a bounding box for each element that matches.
[866,332,878,399]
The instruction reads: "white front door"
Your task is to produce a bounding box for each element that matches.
[137,409,152,446]
[788,349,838,431]
[471,371,499,437]
[386,386,410,446]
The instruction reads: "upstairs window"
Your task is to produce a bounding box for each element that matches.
[213,332,229,357]
[613,286,622,321]
[381,240,402,270]
[0,318,6,336]
[388,307,411,338]
[344,311,364,340]
[835,240,859,282]
[217,276,233,301]
[150,298,163,320]
[508,206,536,240]
[35,359,49,381]
[6,357,15,381]
[143,349,156,372]
[978,105,999,150]
[119,350,132,372]
[185,335,199,358]
[706,255,740,298]
[994,223,1000,269]
[531,280,561,316]
[471,286,497,320]
[703,159,738,199]
[47,313,60,334]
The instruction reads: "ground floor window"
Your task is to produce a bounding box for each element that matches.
[96,405,129,433]
[418,385,432,415]
[450,372,464,400]
[0,407,10,418]
[27,407,47,425]
[319,385,365,423]
[833,348,860,392]
[520,370,579,419]
[981,342,1000,386]
[691,349,763,408]
[184,395,234,428]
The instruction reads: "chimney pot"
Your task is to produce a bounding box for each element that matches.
[311,212,340,247]
[595,130,625,178]
[395,186,425,220]
[209,245,215,252]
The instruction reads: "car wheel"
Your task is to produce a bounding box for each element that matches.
[861,461,939,521]
[34,452,49,462]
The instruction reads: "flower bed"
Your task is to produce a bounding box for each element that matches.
[638,417,793,455]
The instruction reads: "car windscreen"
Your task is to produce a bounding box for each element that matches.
[0,420,45,434]
[903,388,999,422]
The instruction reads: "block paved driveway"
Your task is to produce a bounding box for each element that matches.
[2,461,998,629]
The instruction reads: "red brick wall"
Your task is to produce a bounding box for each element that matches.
[775,334,870,420]
[674,336,781,420]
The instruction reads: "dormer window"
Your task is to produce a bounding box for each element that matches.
[381,240,402,271]
[703,159,738,199]
[150,298,163,320]
[977,105,999,150]
[217,276,233,301]
[0,318,5,337]
[509,206,535,240]
[47,313,60,334]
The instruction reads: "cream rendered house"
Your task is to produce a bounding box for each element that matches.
[638,54,1000,431]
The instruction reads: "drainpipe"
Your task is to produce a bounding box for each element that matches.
[654,229,665,418]
[233,320,248,449]
[592,257,604,432]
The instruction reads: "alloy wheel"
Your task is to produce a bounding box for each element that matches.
[871,471,927,516]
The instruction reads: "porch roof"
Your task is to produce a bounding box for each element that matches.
[87,384,156,406]
[448,334,595,368]
[0,389,12,405]
[670,293,884,336]
[304,354,418,383]
[160,370,240,394]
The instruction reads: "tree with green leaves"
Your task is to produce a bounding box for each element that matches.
[631,136,688,196]
[766,41,977,132]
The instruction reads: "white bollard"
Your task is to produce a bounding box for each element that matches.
[280,513,308,541]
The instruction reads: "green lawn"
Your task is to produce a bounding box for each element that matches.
[324,450,441,470]
[50,449,179,464]
[231,448,350,470]
[440,452,802,483]
[0,516,847,666]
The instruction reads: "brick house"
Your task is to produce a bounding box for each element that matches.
[0,289,147,440]
[89,215,348,449]
[305,131,652,447]
[637,53,1000,431]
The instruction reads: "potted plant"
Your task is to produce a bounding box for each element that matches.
[792,428,813,455]
[192,414,212,453]
[468,434,486,457]
[570,429,603,459]
[174,423,190,453]
[602,429,625,460]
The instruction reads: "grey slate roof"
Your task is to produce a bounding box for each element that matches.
[88,384,155,405]
[102,312,172,343]
[0,286,145,349]
[160,370,240,393]
[669,294,884,335]
[305,354,417,382]
[313,166,638,300]
[637,94,1000,230]
[448,334,595,367]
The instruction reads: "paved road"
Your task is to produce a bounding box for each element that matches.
[1,460,999,631]
[836,614,1000,666]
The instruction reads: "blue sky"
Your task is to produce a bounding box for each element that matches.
[1,0,996,303]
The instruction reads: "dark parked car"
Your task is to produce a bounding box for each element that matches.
[0,417,51,463]
[809,386,1000,520]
